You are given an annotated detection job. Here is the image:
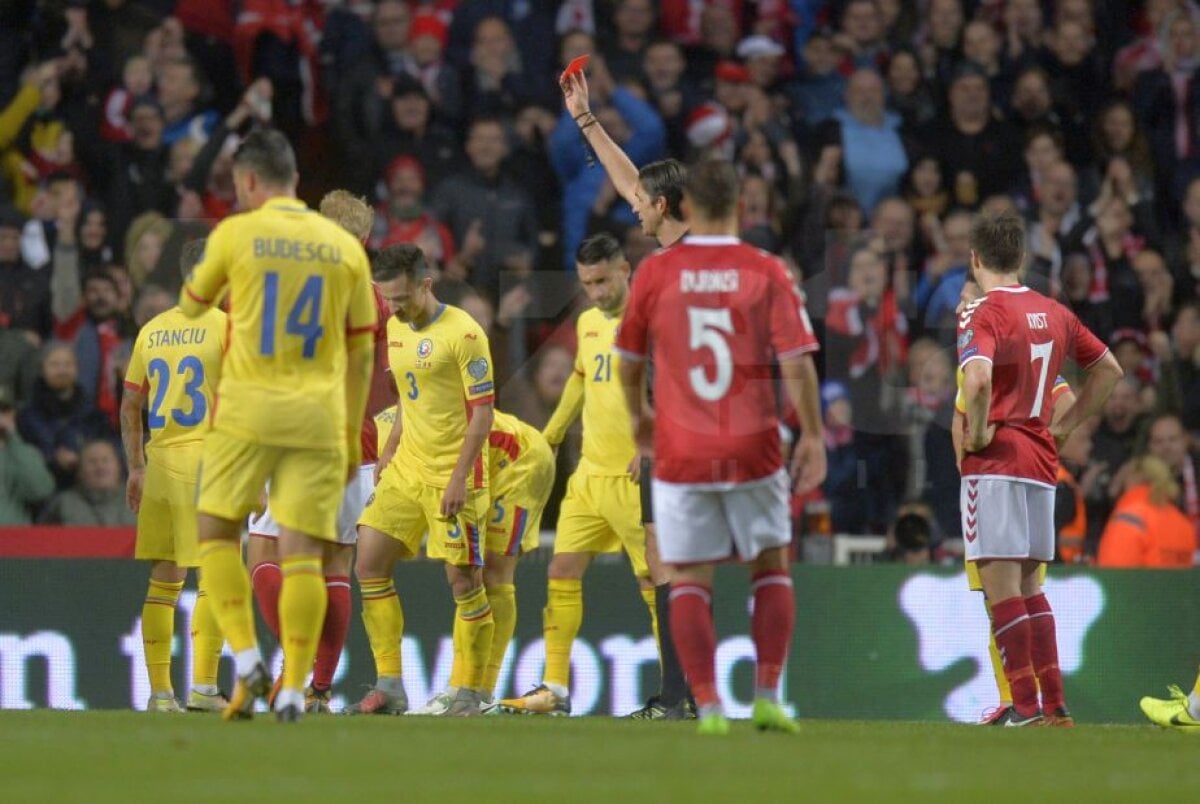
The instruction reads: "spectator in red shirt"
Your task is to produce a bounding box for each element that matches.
[58,270,133,430]
[371,156,456,270]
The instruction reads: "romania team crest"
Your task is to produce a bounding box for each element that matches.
[417,339,433,359]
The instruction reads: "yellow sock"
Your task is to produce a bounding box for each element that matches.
[454,586,494,691]
[198,541,257,653]
[1192,667,1200,697]
[987,634,1012,704]
[449,613,467,689]
[279,555,327,693]
[360,577,404,679]
[190,586,224,689]
[483,584,516,696]
[983,598,1012,704]
[142,579,183,693]
[543,579,582,689]
[640,587,659,646]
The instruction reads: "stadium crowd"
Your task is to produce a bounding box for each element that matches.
[0,0,1197,566]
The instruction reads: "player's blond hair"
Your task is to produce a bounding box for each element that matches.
[1129,455,1181,506]
[319,189,373,243]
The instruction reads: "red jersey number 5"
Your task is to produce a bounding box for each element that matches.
[688,307,734,402]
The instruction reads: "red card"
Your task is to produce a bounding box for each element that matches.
[560,54,590,82]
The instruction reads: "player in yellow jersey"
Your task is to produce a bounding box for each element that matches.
[951,278,1074,724]
[371,406,554,714]
[243,189,396,714]
[501,232,663,716]
[120,240,227,714]
[350,243,497,717]
[179,129,377,723]
[478,410,555,711]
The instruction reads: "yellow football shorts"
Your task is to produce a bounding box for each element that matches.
[488,445,555,556]
[966,560,1048,592]
[555,471,647,577]
[197,428,345,541]
[135,446,201,566]
[358,461,489,567]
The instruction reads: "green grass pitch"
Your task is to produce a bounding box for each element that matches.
[2,711,1198,802]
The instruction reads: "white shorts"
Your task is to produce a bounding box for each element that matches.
[652,469,791,564]
[248,463,375,545]
[961,476,1054,562]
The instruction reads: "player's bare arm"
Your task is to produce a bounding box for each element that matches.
[617,355,652,481]
[542,367,584,447]
[562,70,641,205]
[955,387,1075,468]
[1052,388,1077,425]
[443,401,494,518]
[375,404,403,485]
[961,360,997,453]
[119,387,147,513]
[779,354,827,493]
[1049,352,1123,447]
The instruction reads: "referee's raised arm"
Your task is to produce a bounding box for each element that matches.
[561,68,641,206]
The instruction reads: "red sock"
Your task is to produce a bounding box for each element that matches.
[312,575,351,692]
[669,584,718,708]
[251,561,282,639]
[991,596,1039,717]
[1025,593,1064,711]
[751,570,794,697]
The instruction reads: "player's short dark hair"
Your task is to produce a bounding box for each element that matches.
[1024,123,1063,151]
[576,232,624,267]
[233,128,297,187]
[684,158,739,220]
[180,238,205,281]
[83,268,118,291]
[637,159,686,221]
[1147,411,1185,434]
[1174,299,1200,324]
[373,243,429,283]
[969,212,1025,275]
[893,511,931,552]
[468,115,506,137]
[45,171,77,189]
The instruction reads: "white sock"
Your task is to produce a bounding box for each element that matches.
[191,684,219,696]
[377,676,405,696]
[275,688,304,711]
[755,687,779,704]
[543,681,569,699]
[1187,691,1200,721]
[233,647,262,679]
[698,701,725,719]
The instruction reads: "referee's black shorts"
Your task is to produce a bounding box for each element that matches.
[639,457,654,524]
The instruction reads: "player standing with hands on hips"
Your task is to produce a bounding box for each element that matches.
[957,212,1122,727]
[614,160,826,736]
